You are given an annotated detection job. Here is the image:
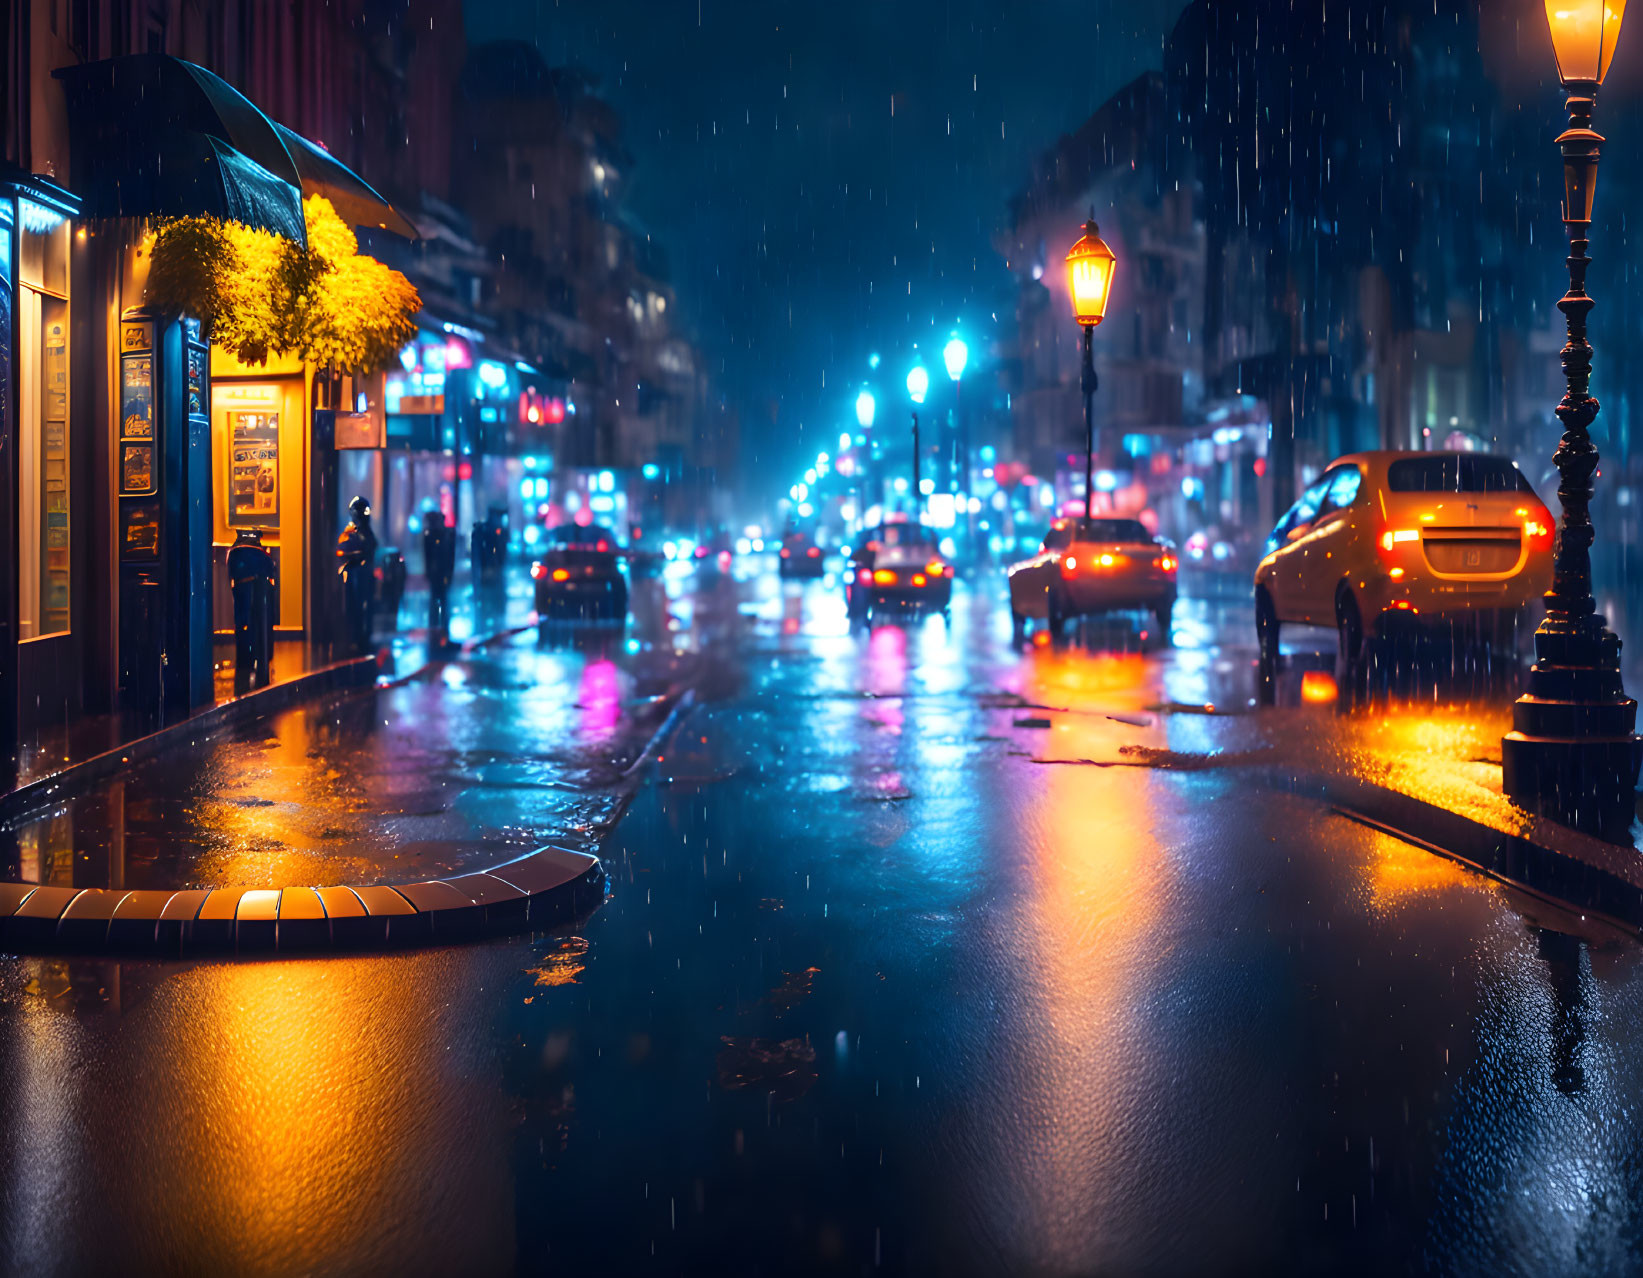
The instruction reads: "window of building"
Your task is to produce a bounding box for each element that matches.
[18,199,71,640]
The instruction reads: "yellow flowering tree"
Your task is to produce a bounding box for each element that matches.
[146,196,419,373]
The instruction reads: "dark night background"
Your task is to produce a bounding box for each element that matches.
[464,0,1192,476]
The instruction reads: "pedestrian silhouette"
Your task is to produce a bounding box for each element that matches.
[336,495,378,655]
[423,506,456,644]
[227,528,277,692]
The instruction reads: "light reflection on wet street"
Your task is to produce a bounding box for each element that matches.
[3,565,1643,1275]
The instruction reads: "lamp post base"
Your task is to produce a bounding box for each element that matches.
[1502,730,1641,841]
[1503,620,1641,840]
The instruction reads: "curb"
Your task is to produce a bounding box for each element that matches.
[1270,767,1643,936]
[0,845,606,957]
[623,688,697,777]
[0,655,379,823]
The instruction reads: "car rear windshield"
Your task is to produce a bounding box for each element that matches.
[545,549,616,568]
[873,525,935,551]
[1386,456,1532,494]
[545,525,618,550]
[1077,519,1152,543]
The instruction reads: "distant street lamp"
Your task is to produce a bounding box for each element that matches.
[1502,0,1641,837]
[855,388,876,429]
[1065,215,1116,517]
[907,363,929,515]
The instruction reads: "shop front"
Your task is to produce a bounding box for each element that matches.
[0,173,83,778]
[47,52,416,736]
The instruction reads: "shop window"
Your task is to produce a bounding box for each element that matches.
[18,199,71,640]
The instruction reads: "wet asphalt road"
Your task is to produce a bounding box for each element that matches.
[2,562,1643,1276]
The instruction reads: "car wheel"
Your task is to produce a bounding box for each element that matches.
[1046,591,1066,645]
[1155,602,1174,647]
[1011,609,1027,649]
[1255,589,1280,664]
[1336,592,1376,709]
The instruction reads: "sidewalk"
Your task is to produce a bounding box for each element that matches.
[4,572,539,814]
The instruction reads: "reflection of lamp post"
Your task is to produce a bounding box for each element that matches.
[1502,1,1641,838]
[1065,215,1116,517]
[907,363,929,516]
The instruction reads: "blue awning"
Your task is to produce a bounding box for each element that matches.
[53,54,306,243]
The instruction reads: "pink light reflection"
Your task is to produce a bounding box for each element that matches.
[578,659,621,734]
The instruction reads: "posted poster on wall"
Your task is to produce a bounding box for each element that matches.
[229,411,280,526]
[121,443,154,494]
[121,353,154,439]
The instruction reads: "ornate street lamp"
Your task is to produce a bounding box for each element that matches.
[1065,215,1116,517]
[907,363,929,515]
[1502,0,1642,837]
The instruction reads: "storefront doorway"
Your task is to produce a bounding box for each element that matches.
[209,353,309,634]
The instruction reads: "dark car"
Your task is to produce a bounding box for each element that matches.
[531,524,628,624]
[778,531,826,578]
[845,521,953,622]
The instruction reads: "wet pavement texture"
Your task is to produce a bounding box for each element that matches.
[0,631,675,891]
[3,563,1643,1276]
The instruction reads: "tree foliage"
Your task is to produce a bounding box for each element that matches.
[145,196,420,372]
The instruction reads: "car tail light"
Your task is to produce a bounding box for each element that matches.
[925,559,949,577]
[1061,556,1078,578]
[1380,528,1420,553]
[596,539,609,552]
[1525,514,1554,550]
[530,562,546,579]
[780,548,791,557]
[857,569,873,585]
[912,573,928,587]
[552,568,571,582]
[873,569,898,586]
[807,547,821,557]
[1155,555,1177,573]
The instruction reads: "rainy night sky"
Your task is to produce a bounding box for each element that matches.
[464,0,1191,471]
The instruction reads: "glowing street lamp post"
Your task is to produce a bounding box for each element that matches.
[855,388,876,528]
[1065,216,1116,517]
[944,335,970,545]
[1502,1,1642,837]
[907,364,930,517]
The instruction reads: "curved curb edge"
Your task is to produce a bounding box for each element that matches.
[0,844,607,958]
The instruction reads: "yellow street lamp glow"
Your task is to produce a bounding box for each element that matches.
[1065,217,1117,327]
[1546,0,1628,85]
